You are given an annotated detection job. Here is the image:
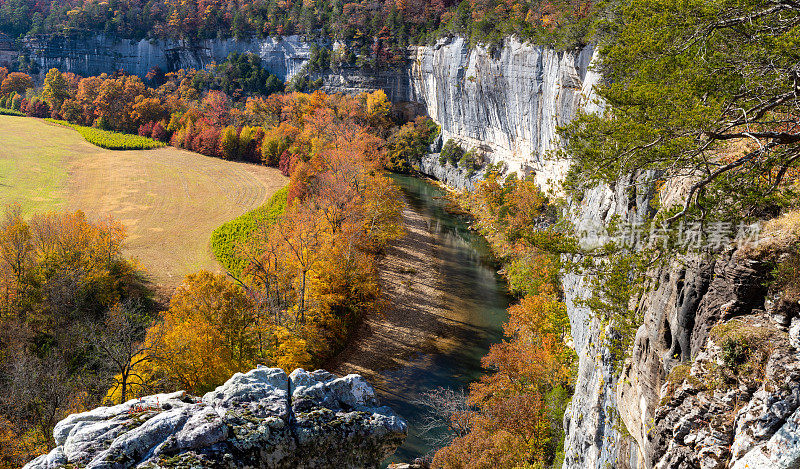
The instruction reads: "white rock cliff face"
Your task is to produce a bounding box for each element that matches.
[408,37,600,190]
[24,35,314,80]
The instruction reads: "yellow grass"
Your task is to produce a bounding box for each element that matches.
[0,116,287,294]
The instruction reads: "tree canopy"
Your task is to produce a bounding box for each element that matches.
[562,0,800,223]
[1,0,594,65]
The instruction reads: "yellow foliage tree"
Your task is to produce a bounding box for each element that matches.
[143,271,266,393]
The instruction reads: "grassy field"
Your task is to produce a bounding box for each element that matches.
[0,116,287,293]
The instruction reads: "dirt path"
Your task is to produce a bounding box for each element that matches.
[326,199,470,383]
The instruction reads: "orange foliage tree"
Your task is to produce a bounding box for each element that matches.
[0,205,150,463]
[433,173,575,469]
[110,90,404,399]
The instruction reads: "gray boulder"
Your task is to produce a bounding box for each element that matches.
[24,366,406,469]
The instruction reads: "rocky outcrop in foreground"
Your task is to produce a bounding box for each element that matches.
[24,366,406,469]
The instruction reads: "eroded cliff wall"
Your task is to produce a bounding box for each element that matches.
[24,35,314,80]
[407,37,599,187]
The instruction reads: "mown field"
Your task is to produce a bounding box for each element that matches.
[0,115,287,292]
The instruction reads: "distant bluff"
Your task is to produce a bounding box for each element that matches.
[23,366,406,469]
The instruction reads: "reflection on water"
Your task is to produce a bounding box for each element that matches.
[381,174,511,464]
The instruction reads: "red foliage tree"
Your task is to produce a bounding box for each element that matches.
[151,121,169,141]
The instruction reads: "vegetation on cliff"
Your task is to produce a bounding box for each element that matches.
[1,0,595,68]
[554,0,800,447]
[562,0,800,225]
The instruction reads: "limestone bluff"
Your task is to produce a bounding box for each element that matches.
[23,367,407,469]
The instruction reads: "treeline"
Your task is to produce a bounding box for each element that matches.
[1,0,594,67]
[0,64,437,169]
[431,174,575,468]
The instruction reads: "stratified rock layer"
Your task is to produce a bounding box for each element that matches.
[650,313,800,469]
[23,367,406,469]
[408,37,600,184]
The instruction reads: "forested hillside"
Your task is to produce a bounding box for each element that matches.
[0,0,592,66]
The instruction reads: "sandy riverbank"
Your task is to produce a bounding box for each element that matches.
[326,199,475,385]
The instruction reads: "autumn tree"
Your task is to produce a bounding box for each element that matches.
[220,125,239,159]
[0,72,32,96]
[42,68,69,113]
[0,416,47,469]
[88,300,156,404]
[361,89,392,133]
[432,175,575,468]
[386,115,439,172]
[131,95,167,128]
[0,205,150,463]
[142,271,268,393]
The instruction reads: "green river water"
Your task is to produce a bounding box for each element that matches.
[381,174,512,463]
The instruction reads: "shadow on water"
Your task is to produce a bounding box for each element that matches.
[381,174,511,464]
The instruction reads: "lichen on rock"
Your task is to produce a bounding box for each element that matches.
[23,366,406,469]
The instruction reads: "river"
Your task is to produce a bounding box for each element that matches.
[376,175,511,463]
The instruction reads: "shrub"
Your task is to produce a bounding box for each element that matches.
[138,121,155,137]
[45,119,166,150]
[0,107,23,116]
[220,125,239,159]
[211,187,288,276]
[27,98,50,117]
[151,121,169,142]
[720,336,750,369]
[440,138,464,166]
[709,318,776,387]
